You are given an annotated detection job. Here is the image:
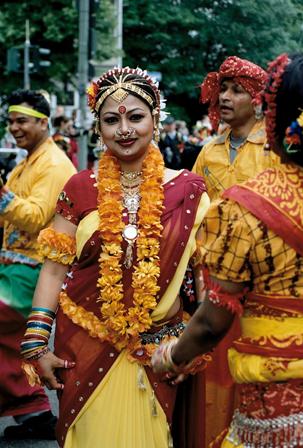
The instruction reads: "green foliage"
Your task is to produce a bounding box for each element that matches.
[0,0,302,128]
[123,0,302,125]
[95,0,119,61]
[0,0,117,96]
[0,1,78,94]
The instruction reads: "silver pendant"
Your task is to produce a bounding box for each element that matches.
[123,194,140,213]
[122,224,138,241]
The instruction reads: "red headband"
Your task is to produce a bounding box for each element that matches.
[200,56,267,130]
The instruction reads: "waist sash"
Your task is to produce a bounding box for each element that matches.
[233,292,303,358]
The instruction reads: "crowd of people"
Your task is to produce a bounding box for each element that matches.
[0,51,302,448]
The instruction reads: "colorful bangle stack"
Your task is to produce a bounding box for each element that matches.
[20,307,56,360]
[152,338,211,375]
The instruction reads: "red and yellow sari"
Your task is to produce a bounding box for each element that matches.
[52,168,209,447]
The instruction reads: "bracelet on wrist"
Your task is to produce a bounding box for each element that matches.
[152,338,212,376]
[21,307,55,360]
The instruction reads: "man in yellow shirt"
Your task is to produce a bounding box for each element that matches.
[193,56,278,200]
[0,90,76,440]
[192,56,279,445]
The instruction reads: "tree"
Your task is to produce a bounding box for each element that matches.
[123,0,302,125]
[0,0,117,139]
[0,1,78,94]
[0,0,117,95]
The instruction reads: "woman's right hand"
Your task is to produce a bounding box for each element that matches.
[37,351,75,390]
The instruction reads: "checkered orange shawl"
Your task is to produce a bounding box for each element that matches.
[200,56,267,131]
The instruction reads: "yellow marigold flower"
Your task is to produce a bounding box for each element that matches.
[134,261,160,278]
[99,285,123,301]
[133,279,159,294]
[102,243,122,255]
[101,301,124,317]
[98,273,122,287]
[127,314,152,335]
[109,317,128,335]
[133,293,157,309]
[137,248,160,259]
[99,255,121,269]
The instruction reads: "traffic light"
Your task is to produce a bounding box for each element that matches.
[30,45,51,72]
[7,47,22,73]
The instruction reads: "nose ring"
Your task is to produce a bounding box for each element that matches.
[115,127,136,140]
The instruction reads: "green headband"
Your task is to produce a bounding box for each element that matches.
[8,105,48,119]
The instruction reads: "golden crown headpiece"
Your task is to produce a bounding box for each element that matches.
[87,67,162,115]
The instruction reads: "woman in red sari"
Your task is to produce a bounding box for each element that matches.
[20,67,210,447]
[152,53,303,447]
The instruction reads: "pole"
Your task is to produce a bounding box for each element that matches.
[24,20,30,89]
[116,0,123,67]
[78,0,89,170]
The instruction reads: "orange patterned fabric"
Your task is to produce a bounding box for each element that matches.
[223,163,303,256]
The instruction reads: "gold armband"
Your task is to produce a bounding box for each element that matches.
[38,227,76,265]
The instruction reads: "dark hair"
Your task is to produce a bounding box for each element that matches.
[53,115,68,128]
[7,89,50,117]
[271,54,303,166]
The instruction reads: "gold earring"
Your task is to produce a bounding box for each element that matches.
[153,127,160,143]
[152,111,160,143]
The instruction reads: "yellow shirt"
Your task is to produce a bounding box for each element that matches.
[201,198,303,384]
[192,120,279,200]
[201,198,303,295]
[0,137,76,263]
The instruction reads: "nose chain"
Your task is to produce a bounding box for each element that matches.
[115,127,136,140]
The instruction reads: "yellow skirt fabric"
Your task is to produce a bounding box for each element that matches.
[64,351,169,448]
[221,435,243,448]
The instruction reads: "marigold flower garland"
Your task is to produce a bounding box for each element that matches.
[38,228,76,265]
[97,144,164,350]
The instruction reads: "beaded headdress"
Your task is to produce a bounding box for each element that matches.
[87,67,167,144]
[87,67,167,120]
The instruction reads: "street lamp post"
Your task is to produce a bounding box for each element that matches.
[116,0,123,67]
[24,20,30,89]
[78,0,89,170]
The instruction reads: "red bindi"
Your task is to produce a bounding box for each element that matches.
[118,105,126,114]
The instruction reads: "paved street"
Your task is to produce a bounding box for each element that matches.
[0,335,59,447]
[0,389,59,447]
